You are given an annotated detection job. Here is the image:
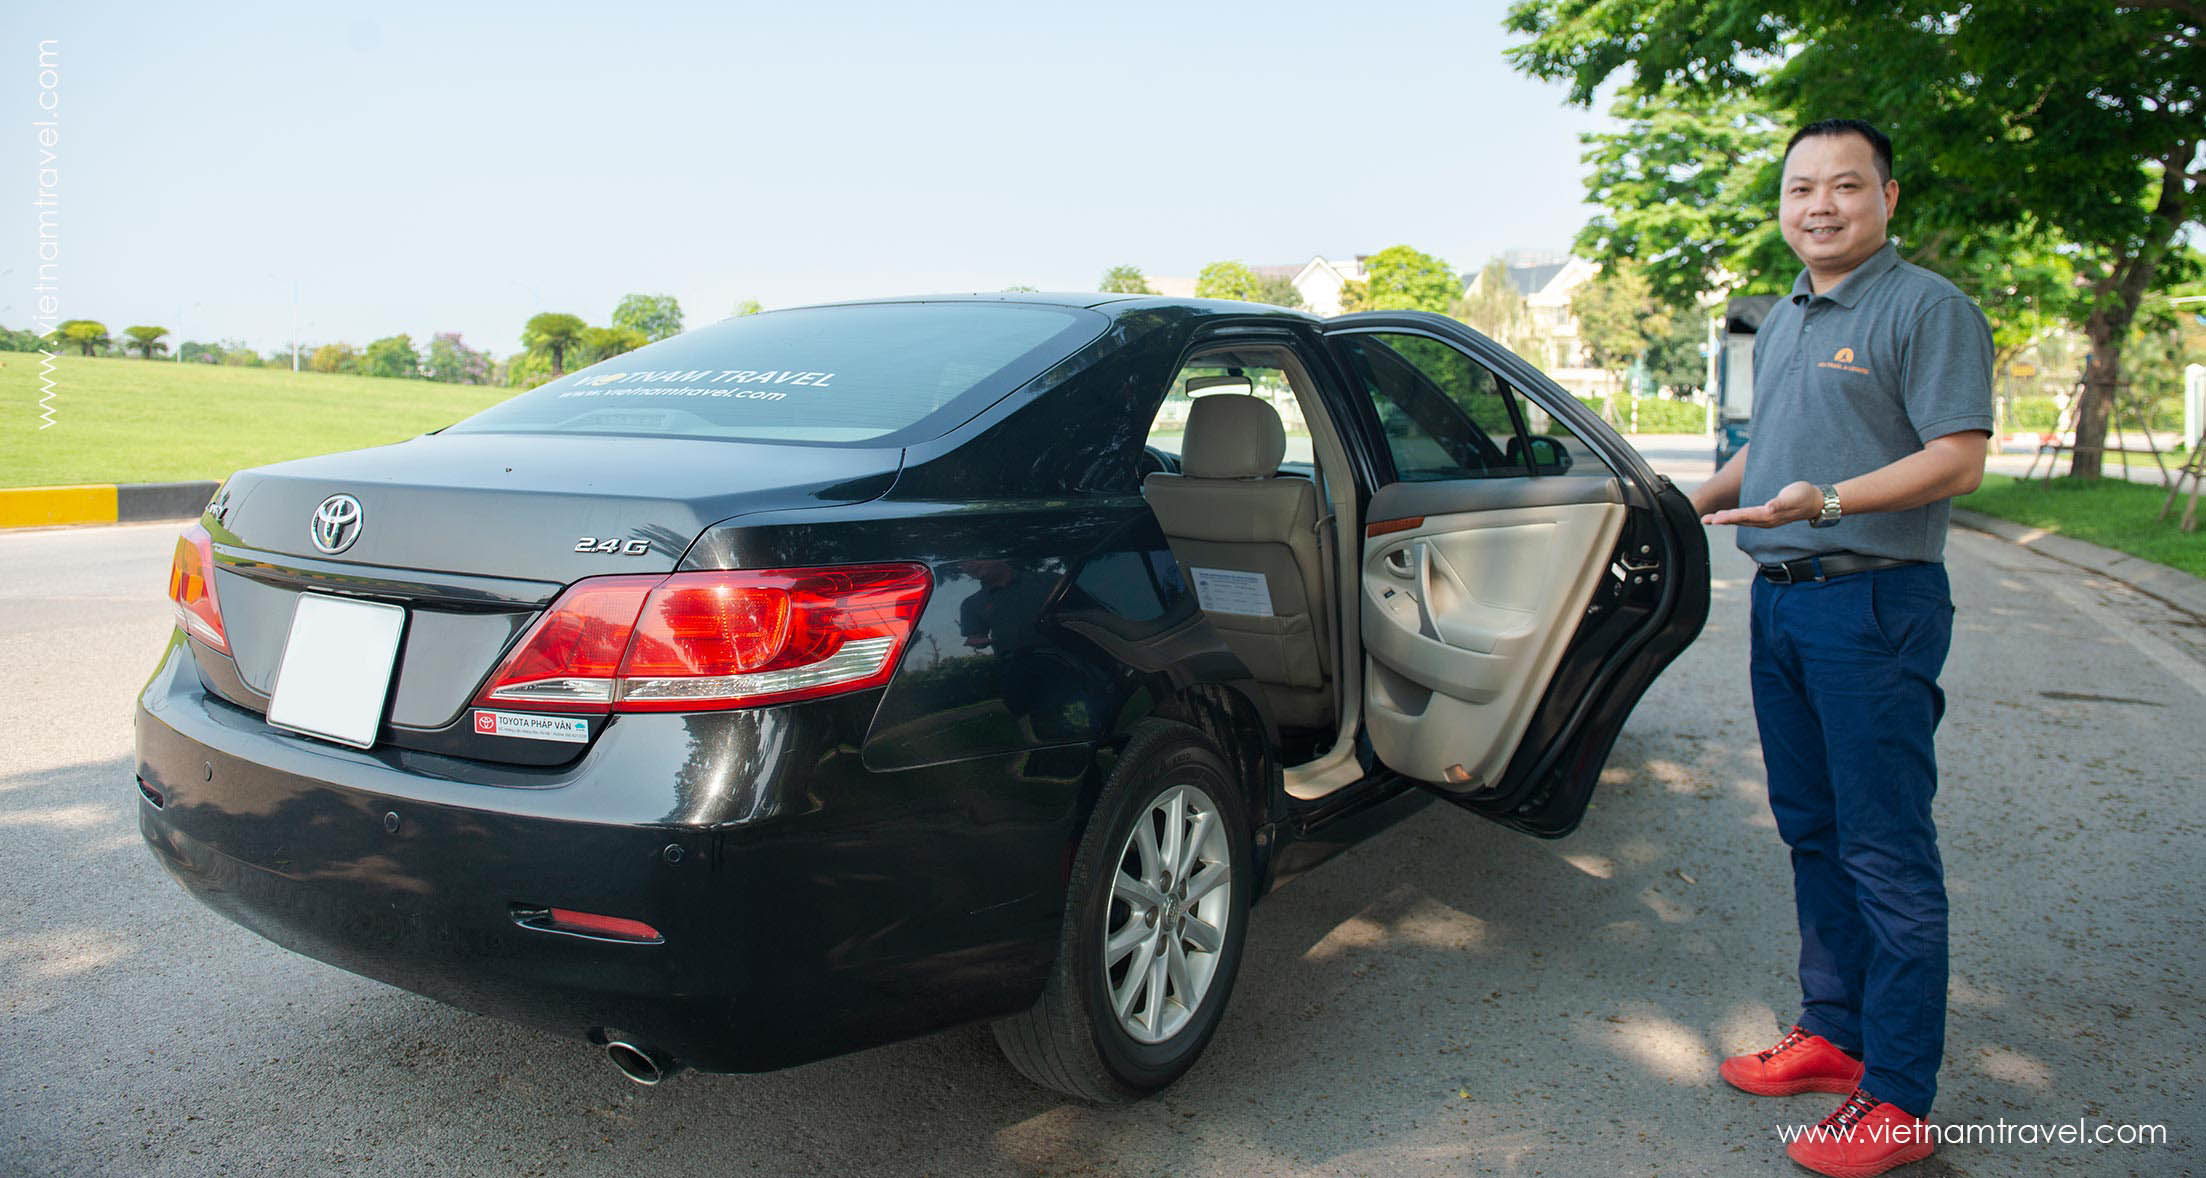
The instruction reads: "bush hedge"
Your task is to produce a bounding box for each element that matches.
[1573,396,1710,434]
[2001,395,2186,434]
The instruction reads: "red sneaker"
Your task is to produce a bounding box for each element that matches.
[1720,1026,1865,1096]
[1784,1089,1935,1177]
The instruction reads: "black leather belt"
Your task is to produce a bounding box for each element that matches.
[1757,553,1921,584]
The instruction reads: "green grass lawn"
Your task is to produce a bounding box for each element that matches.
[1,355,514,487]
[1958,472,2206,578]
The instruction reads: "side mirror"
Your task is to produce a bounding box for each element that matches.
[1520,435,1572,474]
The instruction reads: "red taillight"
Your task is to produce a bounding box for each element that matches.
[473,576,659,710]
[166,523,229,653]
[474,563,931,715]
[619,578,791,679]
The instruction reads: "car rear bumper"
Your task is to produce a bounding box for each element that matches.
[134,635,1074,1073]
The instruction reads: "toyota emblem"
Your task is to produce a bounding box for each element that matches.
[310,494,364,554]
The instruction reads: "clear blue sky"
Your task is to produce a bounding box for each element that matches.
[4,1,1617,356]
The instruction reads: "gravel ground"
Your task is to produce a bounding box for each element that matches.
[2,448,2198,1176]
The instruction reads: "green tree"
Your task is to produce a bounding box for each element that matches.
[53,319,108,357]
[1194,261,1265,302]
[1360,245,1460,313]
[308,343,358,374]
[1645,310,1710,396]
[504,348,554,389]
[1337,279,1371,314]
[579,324,647,365]
[1922,231,2082,376]
[360,334,421,379]
[1571,87,1788,315]
[1506,0,2204,478]
[425,332,492,384]
[2119,269,2206,419]
[1454,258,1530,349]
[1575,86,2085,374]
[611,292,684,341]
[522,312,587,376]
[123,325,170,359]
[731,298,764,317]
[1253,274,1305,309]
[1098,264,1157,294]
[1571,262,1666,390]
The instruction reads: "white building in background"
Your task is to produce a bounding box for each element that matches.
[1463,251,1607,399]
[1285,256,1367,316]
[1149,255,1369,317]
[1151,250,1614,398]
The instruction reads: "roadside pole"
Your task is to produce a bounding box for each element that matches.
[2185,364,2202,453]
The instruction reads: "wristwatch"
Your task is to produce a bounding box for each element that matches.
[1809,484,1843,529]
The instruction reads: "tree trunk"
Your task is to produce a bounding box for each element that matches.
[2071,325,2122,479]
[2069,144,2192,479]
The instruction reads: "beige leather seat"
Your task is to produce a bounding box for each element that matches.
[1143,394,1333,728]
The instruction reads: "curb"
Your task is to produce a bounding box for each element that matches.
[1951,506,2206,620]
[0,481,219,529]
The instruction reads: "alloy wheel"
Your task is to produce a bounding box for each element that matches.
[1102,782,1233,1044]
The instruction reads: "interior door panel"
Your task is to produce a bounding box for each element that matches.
[1322,313,1708,835]
[1360,486,1624,790]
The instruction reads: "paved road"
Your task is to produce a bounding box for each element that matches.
[3,453,2200,1176]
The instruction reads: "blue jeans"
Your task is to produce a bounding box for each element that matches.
[1750,562,1953,1117]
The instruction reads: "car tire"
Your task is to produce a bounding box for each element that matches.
[992,720,1253,1102]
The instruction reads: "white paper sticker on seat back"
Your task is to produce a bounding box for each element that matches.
[1191,567,1274,617]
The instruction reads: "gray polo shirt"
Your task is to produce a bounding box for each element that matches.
[1739,241,1994,564]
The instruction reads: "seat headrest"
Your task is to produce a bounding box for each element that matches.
[1180,394,1286,479]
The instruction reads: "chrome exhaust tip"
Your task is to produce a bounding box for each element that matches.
[604,1038,679,1086]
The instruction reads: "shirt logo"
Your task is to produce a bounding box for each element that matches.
[1817,346,1870,376]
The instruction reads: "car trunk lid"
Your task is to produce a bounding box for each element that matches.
[192,432,901,764]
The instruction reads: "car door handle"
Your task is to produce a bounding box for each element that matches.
[1408,544,1442,641]
[1384,548,1415,578]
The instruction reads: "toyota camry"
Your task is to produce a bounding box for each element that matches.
[136,294,1708,1099]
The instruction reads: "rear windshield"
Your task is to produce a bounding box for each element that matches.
[447,302,1104,444]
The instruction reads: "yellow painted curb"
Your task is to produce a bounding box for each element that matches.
[0,484,120,528]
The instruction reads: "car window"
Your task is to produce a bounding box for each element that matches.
[1510,395,1613,478]
[447,303,1104,445]
[1333,333,1530,481]
[1144,363,1311,468]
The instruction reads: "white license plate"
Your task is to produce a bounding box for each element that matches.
[266,594,407,749]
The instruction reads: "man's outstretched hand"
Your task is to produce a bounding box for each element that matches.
[1701,480,1823,528]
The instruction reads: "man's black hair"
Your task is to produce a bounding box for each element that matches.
[1785,118,1894,184]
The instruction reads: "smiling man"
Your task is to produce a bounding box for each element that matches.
[1688,118,1992,1177]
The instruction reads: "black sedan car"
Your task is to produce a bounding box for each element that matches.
[137,294,1708,1100]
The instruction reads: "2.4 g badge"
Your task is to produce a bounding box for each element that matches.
[575,536,651,555]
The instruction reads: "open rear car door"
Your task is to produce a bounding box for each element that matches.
[1322,314,1709,835]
